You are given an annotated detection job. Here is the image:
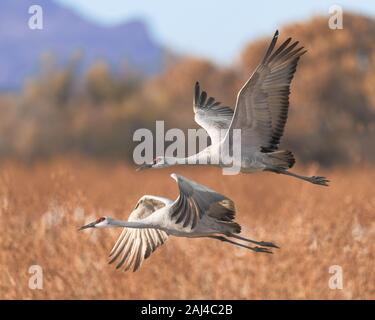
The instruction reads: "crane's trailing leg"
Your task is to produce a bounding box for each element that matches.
[265,167,329,186]
[227,233,279,249]
[207,235,273,254]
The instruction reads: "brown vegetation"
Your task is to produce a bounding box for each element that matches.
[0,159,374,299]
[1,12,374,300]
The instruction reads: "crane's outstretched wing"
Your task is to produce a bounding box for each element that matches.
[226,30,306,154]
[108,227,168,272]
[193,82,234,146]
[169,173,239,231]
[108,196,169,272]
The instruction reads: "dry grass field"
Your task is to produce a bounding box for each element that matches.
[0,158,374,299]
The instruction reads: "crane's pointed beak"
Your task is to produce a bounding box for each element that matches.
[136,163,152,171]
[78,221,96,231]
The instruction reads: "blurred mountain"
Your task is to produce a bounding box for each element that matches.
[0,11,374,166]
[0,0,163,89]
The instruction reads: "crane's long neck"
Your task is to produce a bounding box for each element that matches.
[109,219,156,229]
[164,148,212,166]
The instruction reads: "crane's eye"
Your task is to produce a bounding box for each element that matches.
[97,217,105,223]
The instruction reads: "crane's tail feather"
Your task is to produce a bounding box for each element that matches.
[265,150,295,169]
[218,221,241,234]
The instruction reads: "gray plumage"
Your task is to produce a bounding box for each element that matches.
[138,31,329,187]
[108,197,169,271]
[194,82,234,146]
[227,30,305,154]
[79,174,278,272]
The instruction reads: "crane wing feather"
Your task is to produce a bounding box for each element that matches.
[169,174,238,231]
[226,30,306,154]
[107,195,169,272]
[193,82,234,146]
[108,227,168,272]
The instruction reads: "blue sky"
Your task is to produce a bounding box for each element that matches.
[55,0,374,64]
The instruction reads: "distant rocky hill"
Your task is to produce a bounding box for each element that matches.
[0,10,374,166]
[0,0,163,89]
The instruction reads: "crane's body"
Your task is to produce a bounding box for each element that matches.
[79,174,278,272]
[137,31,329,186]
[154,147,274,172]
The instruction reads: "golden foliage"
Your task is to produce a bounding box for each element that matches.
[0,159,374,299]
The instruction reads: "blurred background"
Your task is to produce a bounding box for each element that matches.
[0,0,374,165]
[1,0,375,299]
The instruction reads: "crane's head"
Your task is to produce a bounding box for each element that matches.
[136,156,168,171]
[79,216,113,230]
